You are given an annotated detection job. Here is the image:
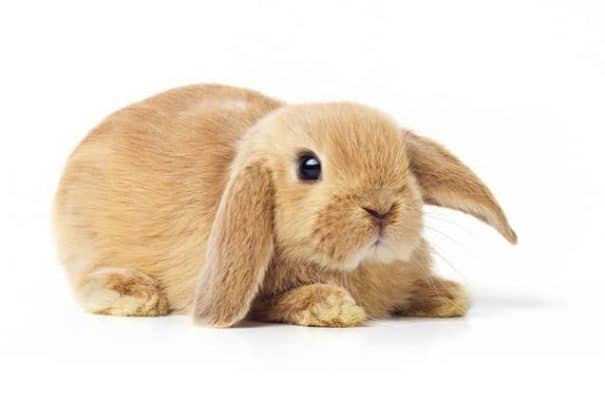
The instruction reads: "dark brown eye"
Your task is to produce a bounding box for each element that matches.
[298,153,321,181]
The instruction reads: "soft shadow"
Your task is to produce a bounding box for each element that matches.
[469,290,561,317]
[233,319,372,329]
[472,292,559,309]
[231,319,276,329]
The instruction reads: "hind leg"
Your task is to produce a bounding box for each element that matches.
[76,267,169,316]
[398,276,469,318]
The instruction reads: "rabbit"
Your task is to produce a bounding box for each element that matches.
[54,84,516,327]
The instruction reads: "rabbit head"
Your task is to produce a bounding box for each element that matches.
[194,102,516,326]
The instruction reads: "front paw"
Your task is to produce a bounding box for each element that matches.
[299,291,366,327]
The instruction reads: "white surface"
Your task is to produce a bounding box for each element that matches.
[1,0,604,398]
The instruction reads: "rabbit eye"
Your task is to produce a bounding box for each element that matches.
[298,153,321,181]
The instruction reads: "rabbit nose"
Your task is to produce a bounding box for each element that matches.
[362,207,390,221]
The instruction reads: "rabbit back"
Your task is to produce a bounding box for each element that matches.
[54,84,282,312]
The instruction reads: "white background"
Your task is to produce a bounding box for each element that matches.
[1,0,604,398]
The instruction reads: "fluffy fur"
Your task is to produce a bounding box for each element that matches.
[54,84,516,327]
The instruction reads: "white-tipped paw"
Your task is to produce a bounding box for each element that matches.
[299,293,366,327]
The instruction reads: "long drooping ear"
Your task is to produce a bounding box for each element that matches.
[193,159,274,327]
[403,131,517,244]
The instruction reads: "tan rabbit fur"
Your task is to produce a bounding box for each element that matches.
[54,84,516,327]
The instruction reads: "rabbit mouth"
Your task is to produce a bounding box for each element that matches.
[371,223,388,245]
[363,241,397,265]
[365,231,392,256]
[362,230,420,265]
[371,235,383,248]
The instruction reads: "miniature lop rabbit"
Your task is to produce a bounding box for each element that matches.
[54,84,516,327]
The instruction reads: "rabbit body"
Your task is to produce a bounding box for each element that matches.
[55,84,514,327]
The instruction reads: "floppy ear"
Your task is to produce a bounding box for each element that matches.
[193,159,274,327]
[403,131,517,244]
